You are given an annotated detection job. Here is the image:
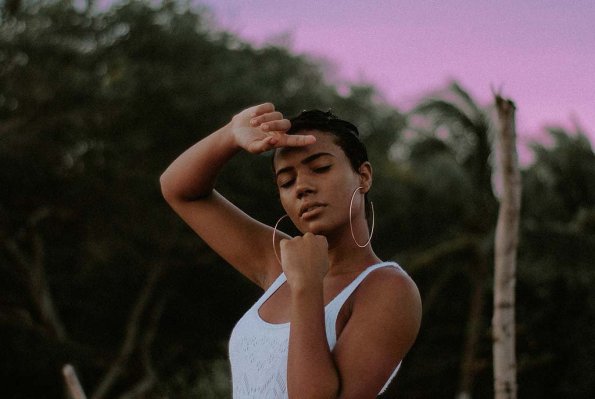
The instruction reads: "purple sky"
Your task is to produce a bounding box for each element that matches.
[199,0,595,154]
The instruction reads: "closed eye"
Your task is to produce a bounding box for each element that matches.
[314,165,332,173]
[278,178,295,189]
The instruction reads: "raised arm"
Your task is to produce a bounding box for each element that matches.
[159,103,315,288]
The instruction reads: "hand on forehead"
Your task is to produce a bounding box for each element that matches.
[273,131,346,169]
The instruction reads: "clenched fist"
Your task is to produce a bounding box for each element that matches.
[280,233,329,290]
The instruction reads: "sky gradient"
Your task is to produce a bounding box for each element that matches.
[199,0,595,153]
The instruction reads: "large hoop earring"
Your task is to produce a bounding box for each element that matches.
[349,186,375,248]
[272,214,289,265]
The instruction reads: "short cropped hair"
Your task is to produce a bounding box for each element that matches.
[285,109,369,172]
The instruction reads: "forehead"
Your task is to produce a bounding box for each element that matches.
[273,130,345,170]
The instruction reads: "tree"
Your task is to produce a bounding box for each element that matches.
[397,81,498,398]
[516,127,595,398]
[0,1,405,397]
[3,1,594,397]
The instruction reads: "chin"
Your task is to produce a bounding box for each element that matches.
[300,220,331,236]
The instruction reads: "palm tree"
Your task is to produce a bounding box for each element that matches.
[404,81,498,399]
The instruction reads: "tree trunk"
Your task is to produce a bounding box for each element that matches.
[492,96,521,399]
[457,253,488,399]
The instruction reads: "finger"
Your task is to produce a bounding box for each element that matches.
[250,102,275,117]
[259,118,291,132]
[250,111,284,127]
[315,235,329,248]
[275,134,317,148]
[247,136,275,154]
[252,116,285,130]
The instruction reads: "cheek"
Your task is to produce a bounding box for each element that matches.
[340,180,367,215]
[331,174,360,200]
[278,191,294,215]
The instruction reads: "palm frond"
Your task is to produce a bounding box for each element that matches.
[449,81,483,117]
[413,99,476,133]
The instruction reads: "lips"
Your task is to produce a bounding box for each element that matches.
[299,202,326,217]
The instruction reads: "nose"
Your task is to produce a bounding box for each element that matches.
[295,174,315,200]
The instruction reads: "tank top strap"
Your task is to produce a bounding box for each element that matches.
[329,261,402,308]
[324,261,402,349]
[254,272,287,309]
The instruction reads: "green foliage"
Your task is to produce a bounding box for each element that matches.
[517,128,595,397]
[0,1,404,397]
[1,1,594,398]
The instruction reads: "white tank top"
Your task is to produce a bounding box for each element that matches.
[228,261,403,399]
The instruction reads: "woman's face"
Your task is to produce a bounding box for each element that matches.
[273,130,369,236]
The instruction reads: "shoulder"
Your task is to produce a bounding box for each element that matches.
[353,264,421,329]
[332,264,421,395]
[358,264,419,301]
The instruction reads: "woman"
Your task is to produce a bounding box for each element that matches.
[160,103,421,398]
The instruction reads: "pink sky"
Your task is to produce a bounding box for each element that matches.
[199,0,595,154]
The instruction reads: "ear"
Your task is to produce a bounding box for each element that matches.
[358,161,373,193]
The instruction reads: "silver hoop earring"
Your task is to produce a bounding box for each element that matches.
[349,186,375,248]
[272,214,289,265]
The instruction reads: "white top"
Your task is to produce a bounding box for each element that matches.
[228,262,404,399]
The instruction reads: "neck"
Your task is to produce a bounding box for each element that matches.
[324,219,381,276]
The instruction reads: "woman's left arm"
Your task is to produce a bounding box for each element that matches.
[332,267,422,399]
[281,236,421,399]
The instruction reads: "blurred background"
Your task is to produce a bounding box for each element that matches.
[1,0,594,398]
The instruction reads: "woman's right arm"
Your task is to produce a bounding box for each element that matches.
[159,103,314,289]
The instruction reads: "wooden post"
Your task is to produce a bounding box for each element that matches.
[492,96,521,399]
[62,364,88,399]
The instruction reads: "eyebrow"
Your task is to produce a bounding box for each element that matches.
[275,152,336,178]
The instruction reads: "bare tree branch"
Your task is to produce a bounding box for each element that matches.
[420,266,457,318]
[63,364,88,399]
[91,266,165,399]
[1,207,67,340]
[397,235,478,274]
[118,294,168,399]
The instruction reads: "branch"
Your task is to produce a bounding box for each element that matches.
[91,266,165,399]
[397,235,478,274]
[1,207,67,340]
[420,266,457,318]
[118,293,168,399]
[63,364,88,399]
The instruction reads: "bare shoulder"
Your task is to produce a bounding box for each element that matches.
[332,264,421,397]
[353,265,422,333]
[356,265,420,305]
